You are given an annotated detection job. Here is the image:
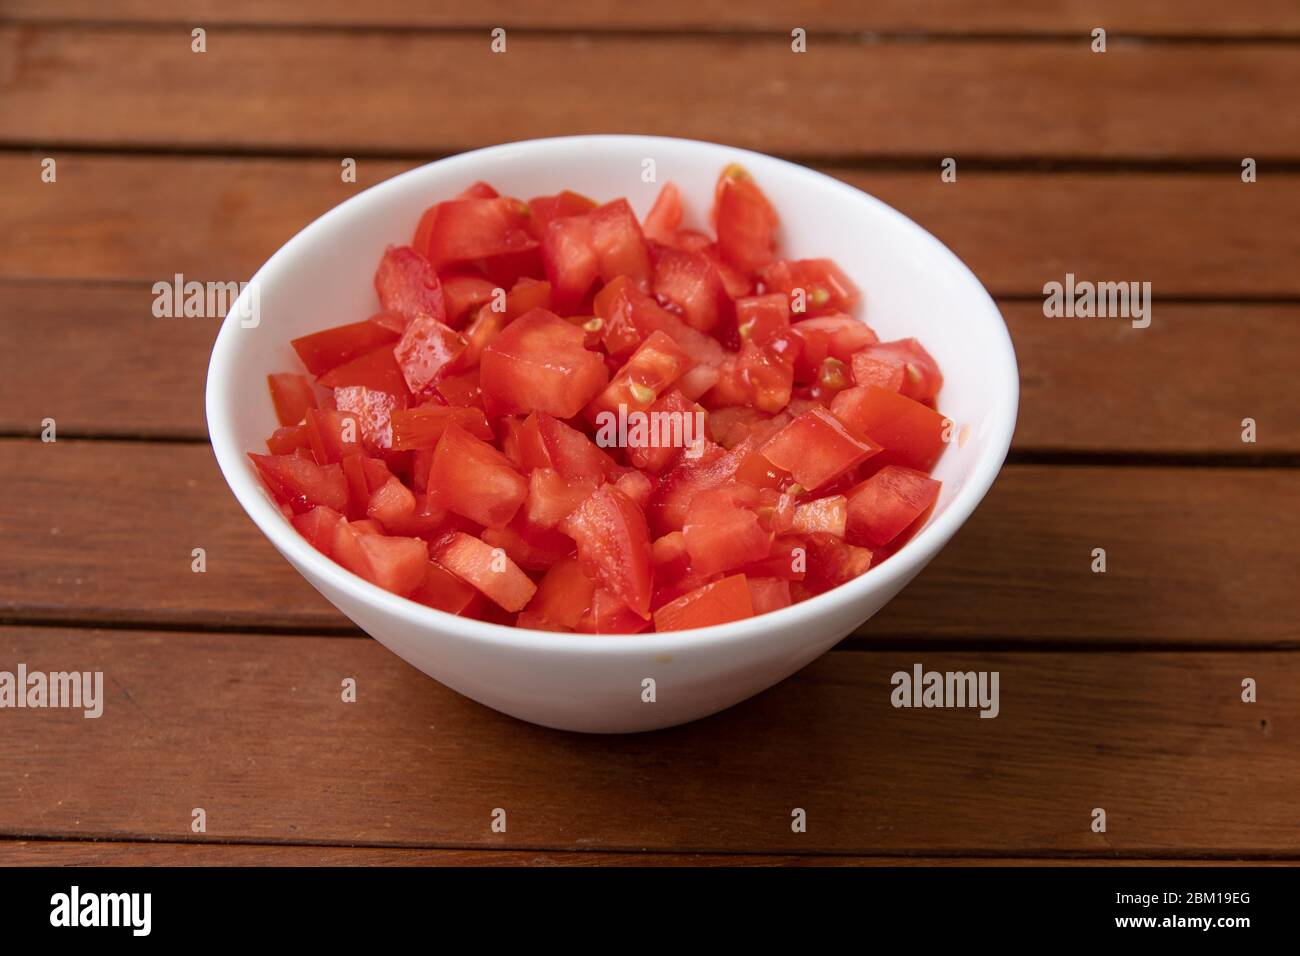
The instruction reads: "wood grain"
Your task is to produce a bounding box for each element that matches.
[0,440,1294,644]
[3,1,1297,36]
[1,840,1288,867]
[3,28,1298,159]
[2,281,1296,454]
[0,627,1294,853]
[5,155,1299,297]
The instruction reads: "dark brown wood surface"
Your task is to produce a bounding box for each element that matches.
[0,6,1295,867]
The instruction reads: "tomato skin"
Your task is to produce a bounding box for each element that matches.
[250,452,349,514]
[654,573,755,631]
[291,505,345,556]
[561,485,654,620]
[479,308,610,418]
[432,531,538,612]
[267,373,317,426]
[683,489,772,577]
[266,422,312,456]
[524,467,599,530]
[746,576,792,615]
[331,522,429,597]
[714,168,779,275]
[830,386,949,472]
[413,197,537,271]
[393,314,468,397]
[291,317,400,376]
[652,246,728,333]
[517,555,595,631]
[428,423,528,529]
[759,407,880,491]
[791,494,848,537]
[850,338,943,404]
[541,215,600,312]
[412,560,481,615]
[440,274,499,328]
[317,345,412,401]
[389,403,492,451]
[333,385,402,451]
[588,198,653,289]
[374,245,446,323]
[846,465,941,548]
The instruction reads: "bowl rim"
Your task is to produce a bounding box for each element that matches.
[206,133,1019,655]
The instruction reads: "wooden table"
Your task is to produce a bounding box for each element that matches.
[1,2,1297,866]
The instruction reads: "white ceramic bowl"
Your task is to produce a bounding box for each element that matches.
[207,135,1018,733]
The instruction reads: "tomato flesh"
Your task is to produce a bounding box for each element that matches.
[653,574,755,631]
[429,423,527,529]
[432,531,537,612]
[759,407,880,490]
[561,486,654,620]
[830,386,948,472]
[846,465,941,548]
[480,308,610,418]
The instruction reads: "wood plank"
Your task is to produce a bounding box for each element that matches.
[3,281,1295,453]
[4,155,1298,297]
[1,840,1288,866]
[3,0,1297,36]
[2,28,1298,159]
[0,441,1294,644]
[1,627,1295,853]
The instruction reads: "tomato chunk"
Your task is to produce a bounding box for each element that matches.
[249,452,349,513]
[846,465,941,548]
[714,166,778,275]
[393,314,468,396]
[654,574,755,631]
[432,531,538,612]
[331,522,429,597]
[479,308,610,418]
[653,246,727,333]
[850,338,943,404]
[428,423,527,529]
[517,555,596,631]
[683,489,772,577]
[413,197,537,271]
[830,386,949,472]
[642,182,682,243]
[560,486,654,620]
[389,404,492,451]
[291,318,400,376]
[267,373,317,426]
[374,245,446,324]
[759,407,880,490]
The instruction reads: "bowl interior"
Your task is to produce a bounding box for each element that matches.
[208,135,1017,640]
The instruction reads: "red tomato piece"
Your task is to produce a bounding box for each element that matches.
[333,385,402,450]
[789,315,877,382]
[428,423,528,529]
[306,408,363,464]
[625,389,704,473]
[850,338,944,404]
[431,531,538,612]
[654,574,755,631]
[524,468,599,530]
[560,485,654,620]
[317,345,412,401]
[741,535,808,581]
[683,489,772,577]
[374,245,446,323]
[642,182,682,243]
[291,317,400,376]
[802,533,874,594]
[761,259,861,318]
[830,386,949,472]
[291,505,345,556]
[267,373,317,426]
[612,469,653,509]
[746,576,792,615]
[249,452,349,513]
[576,588,652,634]
[434,368,483,408]
[759,407,880,491]
[714,166,779,276]
[458,181,499,200]
[365,474,416,530]
[846,465,941,548]
[393,314,468,396]
[479,308,609,418]
[527,190,598,238]
[653,246,728,333]
[791,494,848,537]
[412,560,481,615]
[588,198,653,288]
[517,555,596,631]
[266,422,312,456]
[586,330,692,424]
[531,413,617,481]
[329,522,432,598]
[735,292,790,347]
[413,197,537,271]
[440,274,499,328]
[541,215,600,312]
[389,404,492,451]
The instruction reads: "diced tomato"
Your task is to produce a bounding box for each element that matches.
[759,407,880,490]
[413,197,537,271]
[714,166,778,276]
[736,340,795,413]
[393,314,468,396]
[735,292,790,347]
[561,485,654,619]
[428,423,528,529]
[331,522,429,597]
[612,469,653,509]
[317,345,412,401]
[267,373,317,426]
[850,338,943,404]
[440,274,499,328]
[789,315,877,383]
[802,533,874,594]
[291,505,345,556]
[250,452,349,514]
[791,494,847,537]
[576,588,652,634]
[307,408,363,464]
[625,390,704,473]
[541,215,600,312]
[588,198,653,288]
[389,403,493,451]
[504,276,553,319]
[524,467,599,530]
[333,385,402,450]
[594,275,727,367]
[481,517,575,571]
[653,246,727,333]
[528,413,616,481]
[527,190,597,237]
[642,182,682,243]
[645,439,745,535]
[517,555,595,631]
[683,489,772,577]
[654,573,755,631]
[741,535,808,581]
[761,259,861,318]
[434,368,483,408]
[291,318,400,376]
[830,386,949,472]
[266,422,313,456]
[374,245,446,323]
[365,474,416,530]
[458,181,499,200]
[586,330,691,423]
[479,308,609,418]
[412,560,481,615]
[846,465,941,548]
[431,531,537,612]
[746,576,792,615]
